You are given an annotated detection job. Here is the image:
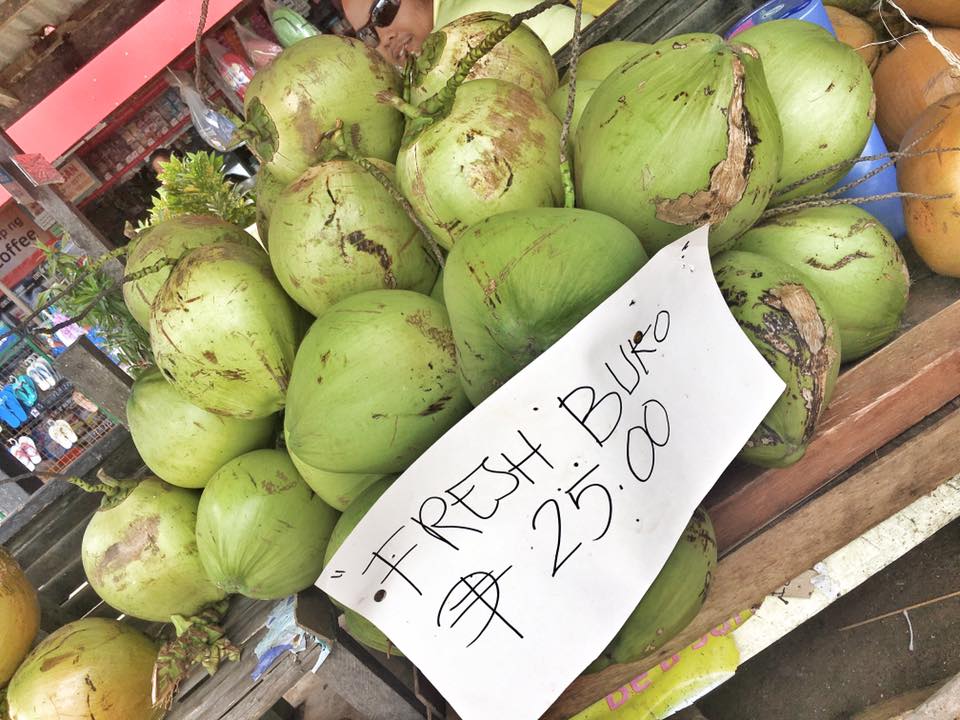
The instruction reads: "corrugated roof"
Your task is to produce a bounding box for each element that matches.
[0,0,91,72]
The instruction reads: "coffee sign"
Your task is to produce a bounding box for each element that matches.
[0,201,57,287]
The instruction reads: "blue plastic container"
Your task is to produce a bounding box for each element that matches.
[727,0,906,238]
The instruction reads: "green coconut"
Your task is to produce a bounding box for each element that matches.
[254,168,286,248]
[575,34,783,256]
[150,242,302,419]
[549,42,652,144]
[410,12,558,106]
[6,619,162,720]
[445,208,647,405]
[587,508,717,672]
[397,78,564,250]
[268,159,438,317]
[123,215,256,329]
[287,444,384,512]
[243,35,403,184]
[324,478,401,656]
[284,290,470,474]
[713,250,842,468]
[736,20,875,203]
[560,40,650,83]
[736,206,909,361]
[547,79,601,153]
[81,478,226,622]
[196,449,339,599]
[127,368,275,489]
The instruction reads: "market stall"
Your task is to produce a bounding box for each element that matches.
[2,0,960,719]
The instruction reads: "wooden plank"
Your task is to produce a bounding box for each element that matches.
[543,403,960,720]
[0,0,31,30]
[0,0,118,86]
[5,488,99,566]
[0,86,18,109]
[59,582,105,620]
[23,518,86,585]
[27,533,87,602]
[0,481,87,548]
[168,627,325,720]
[318,635,426,720]
[706,299,960,552]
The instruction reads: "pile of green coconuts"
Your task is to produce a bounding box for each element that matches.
[2,10,914,719]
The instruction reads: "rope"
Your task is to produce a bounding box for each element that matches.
[559,0,584,208]
[330,122,446,267]
[760,191,950,221]
[194,0,212,93]
[883,0,960,76]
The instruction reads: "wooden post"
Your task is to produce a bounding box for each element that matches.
[0,278,34,315]
[53,336,133,426]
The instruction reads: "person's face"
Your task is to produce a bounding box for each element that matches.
[341,0,434,67]
[151,155,170,175]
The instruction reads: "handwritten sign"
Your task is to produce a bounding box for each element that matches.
[318,226,785,720]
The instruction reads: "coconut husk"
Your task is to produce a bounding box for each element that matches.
[825,0,877,16]
[826,6,881,70]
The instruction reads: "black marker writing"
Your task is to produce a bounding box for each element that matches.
[532,464,613,577]
[412,495,482,551]
[446,431,552,519]
[437,566,523,648]
[557,386,622,447]
[362,526,423,596]
[626,399,671,483]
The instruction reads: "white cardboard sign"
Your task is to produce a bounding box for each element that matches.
[318,226,785,720]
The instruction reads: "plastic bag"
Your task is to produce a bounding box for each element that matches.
[204,37,256,99]
[166,69,241,153]
[263,0,319,47]
[232,18,282,69]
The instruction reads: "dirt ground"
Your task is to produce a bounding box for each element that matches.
[698,519,960,720]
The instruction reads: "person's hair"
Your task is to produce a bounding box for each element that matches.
[148,148,172,169]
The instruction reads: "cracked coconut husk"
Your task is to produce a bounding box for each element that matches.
[654,48,755,227]
[151,600,239,710]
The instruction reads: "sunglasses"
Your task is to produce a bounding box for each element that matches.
[354,0,401,47]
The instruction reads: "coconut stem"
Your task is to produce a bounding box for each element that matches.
[65,471,140,508]
[152,599,239,709]
[402,54,417,105]
[558,0,584,209]
[329,121,446,268]
[123,256,180,283]
[376,90,429,119]
[408,0,566,137]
